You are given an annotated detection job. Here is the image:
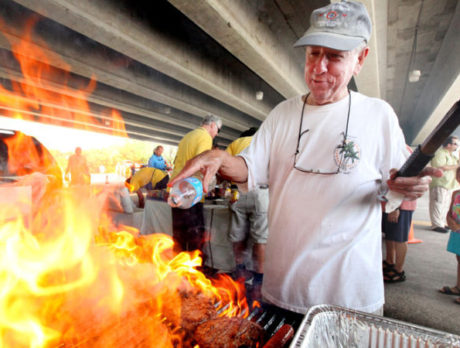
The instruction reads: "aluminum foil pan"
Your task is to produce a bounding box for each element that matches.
[290,304,460,348]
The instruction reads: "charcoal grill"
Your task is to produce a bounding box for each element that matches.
[244,302,303,347]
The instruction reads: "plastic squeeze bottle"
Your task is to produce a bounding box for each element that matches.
[167,177,203,209]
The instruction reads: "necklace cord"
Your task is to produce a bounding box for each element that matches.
[295,89,352,170]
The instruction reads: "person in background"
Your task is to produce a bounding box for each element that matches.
[125,167,169,208]
[148,145,171,171]
[129,162,136,177]
[382,146,417,283]
[170,1,439,317]
[212,138,222,150]
[226,127,268,299]
[169,114,222,257]
[65,146,90,186]
[382,195,417,283]
[429,136,460,233]
[439,167,460,305]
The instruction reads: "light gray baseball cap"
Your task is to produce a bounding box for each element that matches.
[294,1,372,51]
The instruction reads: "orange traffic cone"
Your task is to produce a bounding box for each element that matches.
[408,221,423,244]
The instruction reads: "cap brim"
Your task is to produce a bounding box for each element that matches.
[294,32,364,51]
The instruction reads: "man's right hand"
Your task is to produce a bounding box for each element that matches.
[387,166,442,200]
[169,149,227,193]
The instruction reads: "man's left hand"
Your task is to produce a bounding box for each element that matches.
[386,166,443,200]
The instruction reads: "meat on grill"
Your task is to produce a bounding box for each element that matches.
[160,290,217,334]
[194,316,264,348]
[179,291,218,333]
[161,289,264,347]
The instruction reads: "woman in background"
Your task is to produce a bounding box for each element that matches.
[439,167,460,304]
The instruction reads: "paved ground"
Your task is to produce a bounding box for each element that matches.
[383,193,460,336]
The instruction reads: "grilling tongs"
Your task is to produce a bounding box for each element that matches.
[385,99,460,212]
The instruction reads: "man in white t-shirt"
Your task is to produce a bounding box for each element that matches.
[170,1,440,316]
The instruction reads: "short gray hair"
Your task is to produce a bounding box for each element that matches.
[201,114,222,129]
[352,41,368,55]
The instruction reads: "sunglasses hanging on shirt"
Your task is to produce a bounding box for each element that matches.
[293,89,359,175]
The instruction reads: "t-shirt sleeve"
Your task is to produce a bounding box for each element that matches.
[238,112,276,190]
[226,141,235,156]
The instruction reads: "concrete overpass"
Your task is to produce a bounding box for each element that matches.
[0,0,458,147]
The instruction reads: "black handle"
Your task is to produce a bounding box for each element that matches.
[396,100,460,178]
[396,145,434,177]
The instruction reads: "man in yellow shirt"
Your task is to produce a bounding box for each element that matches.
[126,167,169,208]
[170,114,222,256]
[226,128,268,299]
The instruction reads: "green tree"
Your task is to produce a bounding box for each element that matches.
[49,139,176,175]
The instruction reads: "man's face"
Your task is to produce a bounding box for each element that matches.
[447,140,458,153]
[304,45,368,105]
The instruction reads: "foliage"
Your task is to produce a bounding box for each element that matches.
[49,139,177,175]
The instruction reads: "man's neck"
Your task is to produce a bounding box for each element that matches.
[201,124,213,136]
[304,89,350,106]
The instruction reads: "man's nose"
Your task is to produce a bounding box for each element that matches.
[312,55,328,73]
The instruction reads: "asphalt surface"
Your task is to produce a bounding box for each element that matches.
[383,193,460,336]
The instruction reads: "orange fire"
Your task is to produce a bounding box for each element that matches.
[3,131,61,181]
[0,16,127,137]
[0,17,252,348]
[0,172,250,347]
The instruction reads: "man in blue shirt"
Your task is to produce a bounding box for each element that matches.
[148,146,170,170]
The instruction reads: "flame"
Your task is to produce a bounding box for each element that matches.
[0,17,252,348]
[3,131,61,182]
[0,17,127,137]
[0,178,251,347]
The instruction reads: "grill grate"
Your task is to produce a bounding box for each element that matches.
[245,302,302,347]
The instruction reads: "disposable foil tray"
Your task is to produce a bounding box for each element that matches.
[290,304,460,348]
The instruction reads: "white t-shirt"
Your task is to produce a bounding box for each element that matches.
[239,91,407,314]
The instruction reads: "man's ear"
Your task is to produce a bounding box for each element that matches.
[353,47,369,76]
